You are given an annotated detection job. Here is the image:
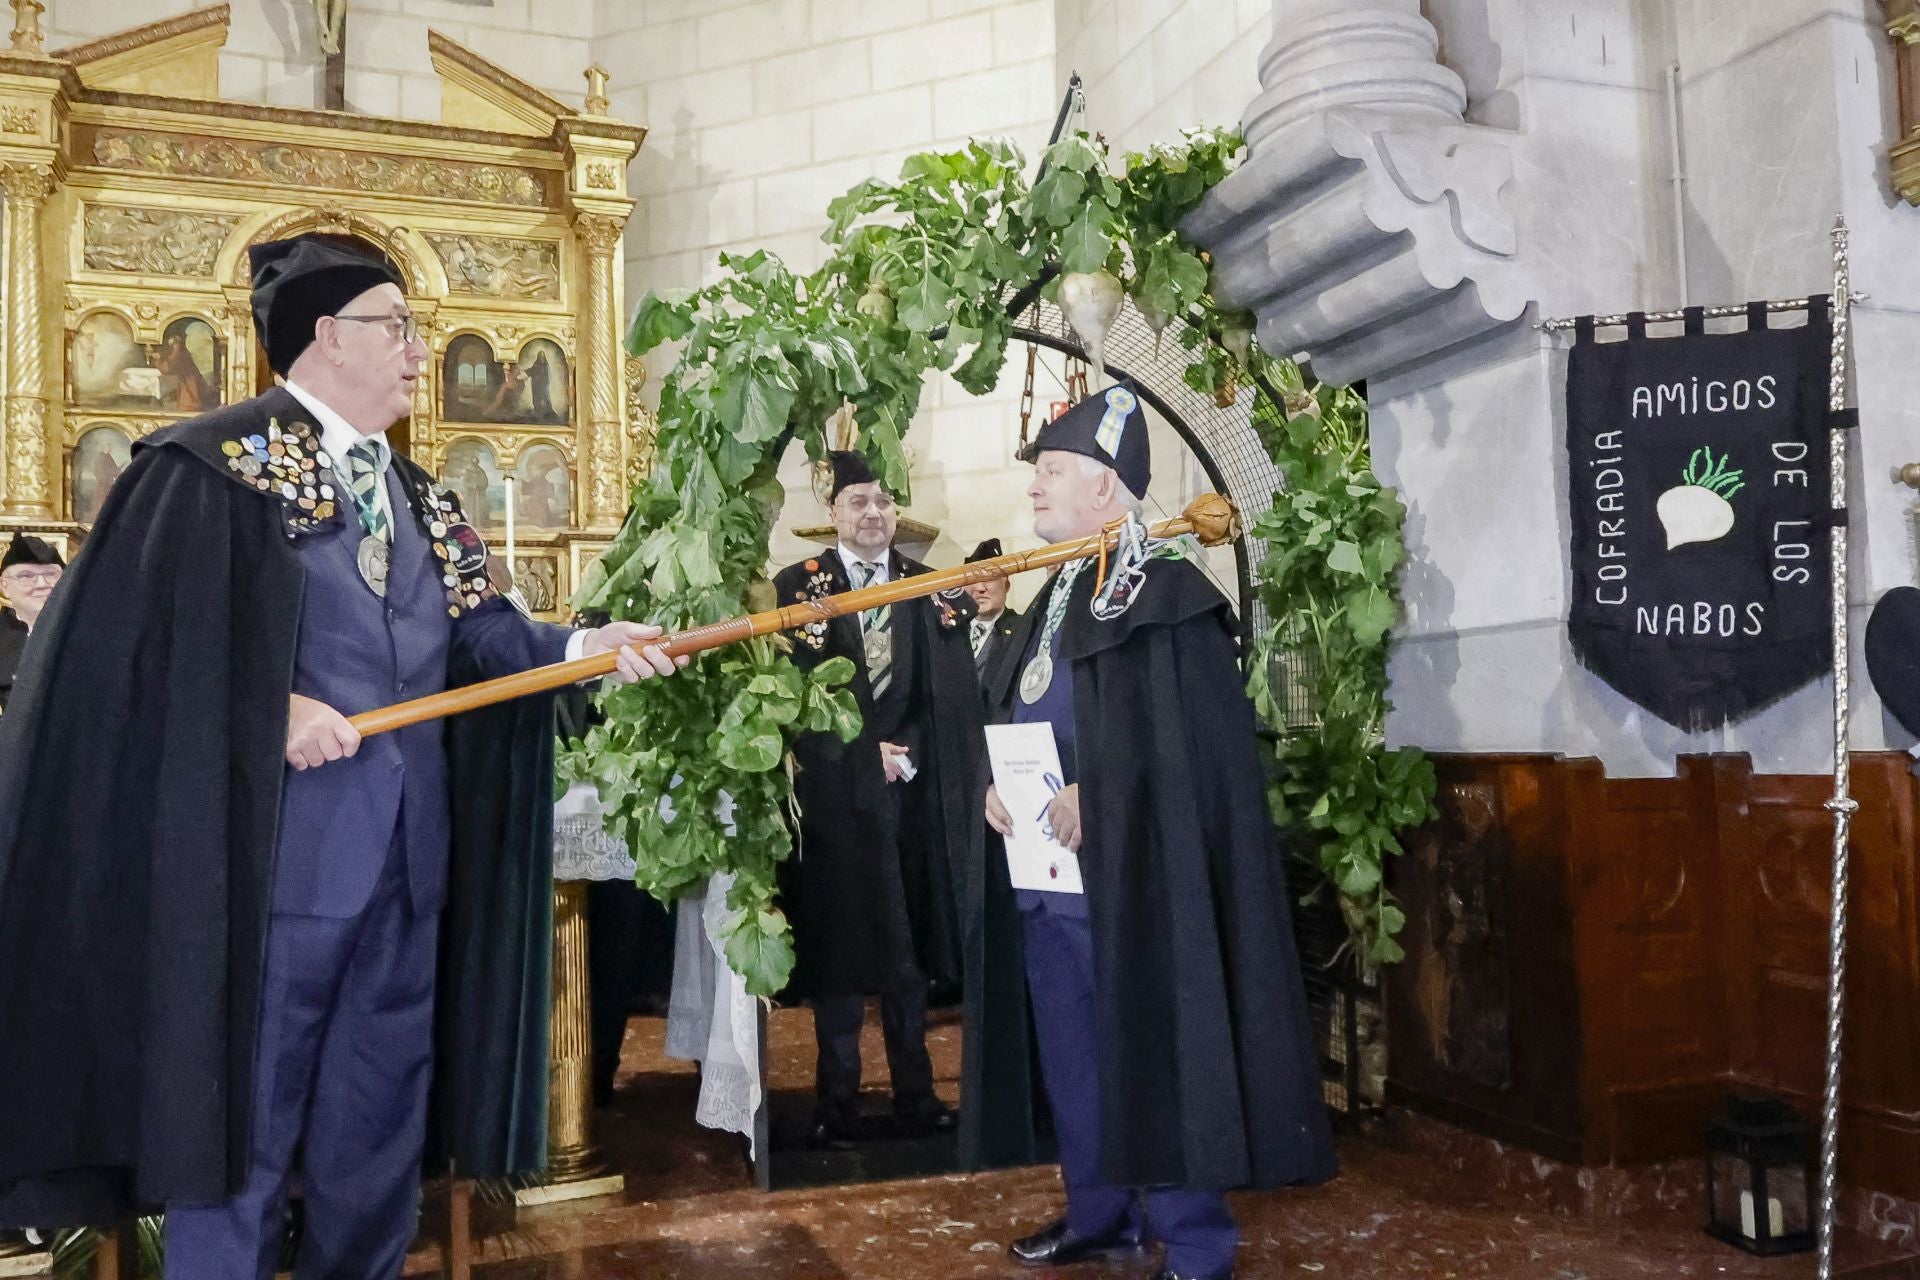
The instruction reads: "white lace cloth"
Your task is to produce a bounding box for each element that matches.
[552,782,761,1154]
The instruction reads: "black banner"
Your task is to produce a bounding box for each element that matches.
[1566,302,1833,730]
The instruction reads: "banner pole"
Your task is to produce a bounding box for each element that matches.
[1816,213,1857,1280]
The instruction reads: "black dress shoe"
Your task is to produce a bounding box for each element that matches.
[1007,1217,1147,1267]
[804,1103,858,1150]
[892,1096,957,1136]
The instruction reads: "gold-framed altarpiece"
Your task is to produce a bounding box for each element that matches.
[0,3,653,619]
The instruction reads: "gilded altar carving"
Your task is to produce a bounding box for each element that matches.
[584,162,617,190]
[0,160,51,202]
[82,204,240,276]
[425,232,561,301]
[5,398,49,507]
[0,12,640,590]
[624,355,655,484]
[87,128,550,207]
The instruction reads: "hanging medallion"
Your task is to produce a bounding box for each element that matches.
[1019,650,1054,705]
[357,537,391,598]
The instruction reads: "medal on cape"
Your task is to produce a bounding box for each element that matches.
[1018,649,1054,704]
[1019,560,1087,705]
[863,626,891,672]
[356,535,391,597]
[445,522,489,577]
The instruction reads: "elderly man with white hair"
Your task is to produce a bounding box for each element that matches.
[961,384,1336,1280]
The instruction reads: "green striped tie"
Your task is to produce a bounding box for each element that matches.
[346,439,389,543]
[852,560,892,698]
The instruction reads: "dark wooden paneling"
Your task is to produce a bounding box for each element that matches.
[1386,752,1920,1199]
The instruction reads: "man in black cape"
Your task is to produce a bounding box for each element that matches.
[0,235,676,1279]
[0,535,61,714]
[964,386,1335,1280]
[772,450,983,1145]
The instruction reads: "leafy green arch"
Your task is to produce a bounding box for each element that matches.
[559,129,1433,994]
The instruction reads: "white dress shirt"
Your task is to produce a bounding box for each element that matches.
[285,379,392,529]
[837,543,891,585]
[282,380,589,660]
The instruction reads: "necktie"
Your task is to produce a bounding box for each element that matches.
[346,438,390,544]
[852,560,892,698]
[970,616,991,655]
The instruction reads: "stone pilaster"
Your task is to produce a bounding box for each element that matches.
[1,161,53,519]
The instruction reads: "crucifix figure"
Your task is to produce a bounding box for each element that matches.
[313,0,347,110]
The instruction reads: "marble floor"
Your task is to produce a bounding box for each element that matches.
[433,1009,1918,1280]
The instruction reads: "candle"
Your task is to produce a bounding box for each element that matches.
[504,476,516,577]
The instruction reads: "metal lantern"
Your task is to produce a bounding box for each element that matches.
[1705,1092,1815,1255]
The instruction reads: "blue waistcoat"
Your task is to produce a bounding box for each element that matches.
[273,468,457,919]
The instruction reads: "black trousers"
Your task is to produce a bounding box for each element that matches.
[810,980,933,1108]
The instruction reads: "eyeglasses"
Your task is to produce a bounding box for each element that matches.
[334,312,420,344]
[2,568,60,587]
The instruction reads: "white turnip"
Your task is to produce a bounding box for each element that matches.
[1058,270,1122,391]
[1656,447,1745,549]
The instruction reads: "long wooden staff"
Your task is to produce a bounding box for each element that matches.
[348,492,1240,738]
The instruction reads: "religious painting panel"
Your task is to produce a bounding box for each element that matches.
[511,338,571,425]
[68,310,223,413]
[71,425,133,525]
[68,311,143,408]
[442,333,500,422]
[156,315,223,412]
[440,332,571,425]
[443,437,505,532]
[512,441,571,531]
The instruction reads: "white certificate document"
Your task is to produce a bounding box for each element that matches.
[984,722,1085,895]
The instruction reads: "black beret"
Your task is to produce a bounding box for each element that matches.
[1021,381,1150,498]
[966,538,1002,563]
[248,236,404,376]
[827,450,878,501]
[1867,586,1920,738]
[1,534,62,570]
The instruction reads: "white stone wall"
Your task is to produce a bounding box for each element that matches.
[1365,0,1920,773]
[1054,0,1267,154]
[44,0,591,117]
[600,0,1063,582]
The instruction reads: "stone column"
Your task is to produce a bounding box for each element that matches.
[1,161,54,520]
[1246,0,1466,146]
[574,212,627,532]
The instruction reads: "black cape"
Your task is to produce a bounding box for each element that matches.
[960,556,1338,1189]
[0,608,28,714]
[772,548,983,999]
[0,392,555,1226]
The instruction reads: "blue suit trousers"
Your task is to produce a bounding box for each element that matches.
[1023,906,1239,1278]
[164,843,437,1280]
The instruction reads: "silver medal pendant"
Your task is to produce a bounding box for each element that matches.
[357,536,391,598]
[1018,650,1054,705]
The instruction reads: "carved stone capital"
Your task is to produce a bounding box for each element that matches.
[0,161,52,203]
[573,213,624,257]
[1183,0,1527,388]
[1186,110,1525,387]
